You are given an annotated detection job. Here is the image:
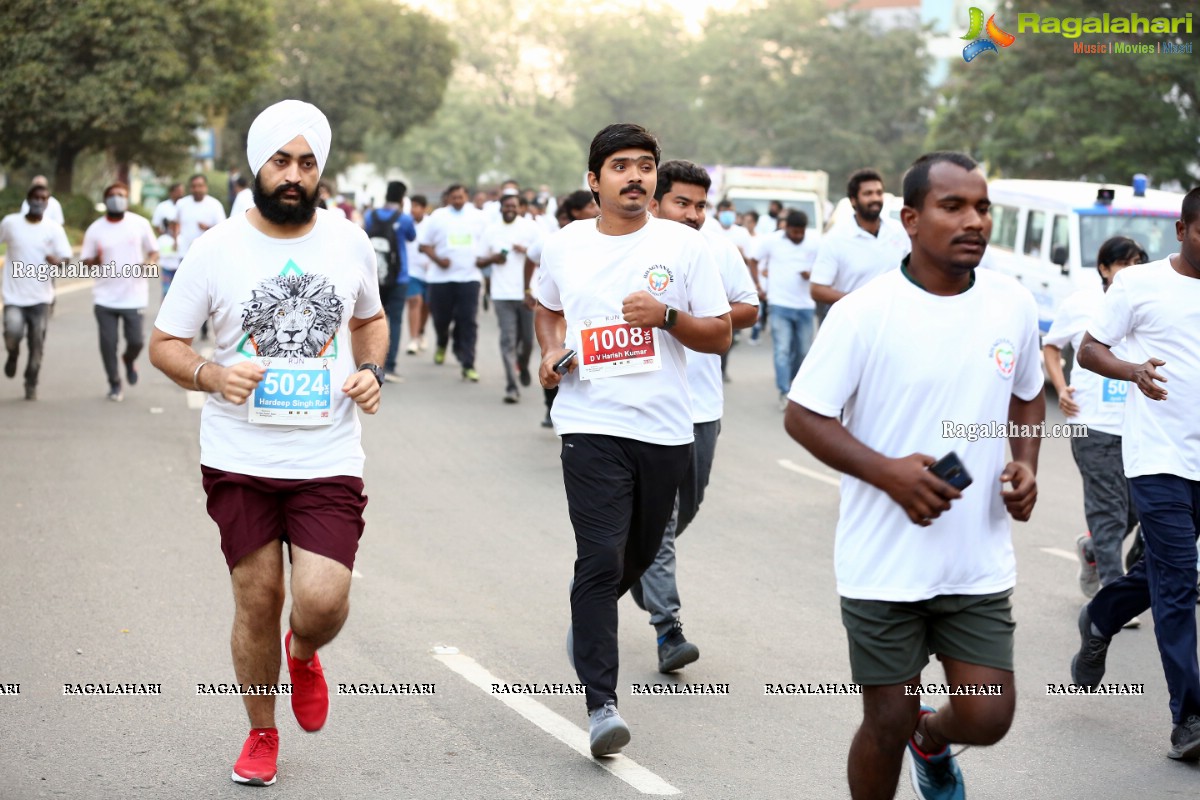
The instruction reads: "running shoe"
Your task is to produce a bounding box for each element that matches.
[1168,715,1200,760]
[541,412,553,429]
[907,706,965,800]
[657,621,700,673]
[434,348,446,365]
[24,385,36,401]
[4,350,16,379]
[384,371,404,384]
[588,702,631,757]
[463,367,480,382]
[231,728,279,786]
[284,630,328,732]
[1076,533,1099,598]
[1123,616,1141,629]
[124,356,139,386]
[519,364,532,387]
[406,341,419,355]
[1071,604,1110,688]
[107,385,124,402]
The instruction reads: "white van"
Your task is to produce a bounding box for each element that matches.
[986,178,1183,333]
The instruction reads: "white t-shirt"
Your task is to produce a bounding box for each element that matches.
[175,195,228,256]
[754,229,818,310]
[692,226,759,422]
[155,210,382,479]
[0,213,72,306]
[789,268,1043,601]
[157,234,181,271]
[810,216,910,294]
[230,188,255,218]
[720,222,752,257]
[151,198,177,232]
[19,196,65,226]
[536,216,731,445]
[1042,285,1130,437]
[408,218,430,282]
[1089,259,1200,480]
[81,214,158,310]
[418,206,485,284]
[480,217,540,301]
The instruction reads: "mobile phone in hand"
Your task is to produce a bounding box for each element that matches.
[929,451,972,490]
[554,350,577,375]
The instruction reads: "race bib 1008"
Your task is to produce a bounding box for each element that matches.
[578,314,660,381]
[249,357,334,426]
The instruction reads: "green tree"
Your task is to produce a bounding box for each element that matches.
[700,0,934,187]
[0,0,273,192]
[221,0,455,176]
[929,0,1200,186]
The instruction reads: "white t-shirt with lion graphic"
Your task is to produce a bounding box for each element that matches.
[156,209,382,479]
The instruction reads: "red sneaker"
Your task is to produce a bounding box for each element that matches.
[232,728,279,786]
[285,629,329,732]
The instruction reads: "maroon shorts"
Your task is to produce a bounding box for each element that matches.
[201,466,367,572]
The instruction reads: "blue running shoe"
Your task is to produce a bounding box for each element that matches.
[907,706,965,800]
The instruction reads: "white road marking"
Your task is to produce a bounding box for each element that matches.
[1040,547,1079,563]
[352,568,363,578]
[55,280,94,296]
[432,647,680,796]
[777,459,841,488]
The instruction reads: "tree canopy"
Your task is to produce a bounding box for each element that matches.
[0,0,273,192]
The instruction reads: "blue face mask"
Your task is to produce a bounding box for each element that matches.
[719,210,736,227]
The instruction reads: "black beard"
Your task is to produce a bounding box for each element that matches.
[253,175,317,225]
[106,211,126,221]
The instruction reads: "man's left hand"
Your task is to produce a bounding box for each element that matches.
[1000,461,1037,521]
[621,291,666,328]
[343,369,381,414]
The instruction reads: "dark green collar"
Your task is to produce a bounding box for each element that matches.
[900,255,976,294]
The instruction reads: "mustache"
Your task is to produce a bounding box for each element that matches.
[620,184,645,195]
[953,234,987,246]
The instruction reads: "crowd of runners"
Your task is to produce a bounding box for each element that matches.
[3,98,1200,800]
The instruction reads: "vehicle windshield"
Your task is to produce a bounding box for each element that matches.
[731,198,818,227]
[1079,214,1177,267]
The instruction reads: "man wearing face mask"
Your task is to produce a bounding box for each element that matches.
[80,183,159,401]
[19,176,66,226]
[2,184,72,401]
[711,199,752,260]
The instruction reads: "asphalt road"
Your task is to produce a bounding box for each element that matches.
[1,280,1197,799]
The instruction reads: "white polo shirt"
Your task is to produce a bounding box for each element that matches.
[80,213,159,310]
[418,205,485,284]
[810,216,910,295]
[536,216,731,445]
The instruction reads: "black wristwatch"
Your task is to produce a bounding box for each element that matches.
[359,363,385,386]
[662,306,679,330]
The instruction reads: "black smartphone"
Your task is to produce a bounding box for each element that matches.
[929,452,973,490]
[554,350,577,375]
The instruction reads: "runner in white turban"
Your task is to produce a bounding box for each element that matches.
[245,99,332,177]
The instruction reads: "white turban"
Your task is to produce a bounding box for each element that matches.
[246,99,332,177]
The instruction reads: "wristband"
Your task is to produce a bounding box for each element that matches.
[192,360,209,391]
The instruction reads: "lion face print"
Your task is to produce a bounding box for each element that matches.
[241,273,344,359]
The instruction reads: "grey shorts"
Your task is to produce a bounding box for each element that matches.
[839,590,1015,686]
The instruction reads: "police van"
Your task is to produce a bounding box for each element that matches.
[985,177,1184,333]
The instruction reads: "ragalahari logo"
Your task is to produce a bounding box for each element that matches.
[962,7,1016,62]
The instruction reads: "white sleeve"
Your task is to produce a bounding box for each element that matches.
[351,231,383,319]
[1012,292,1045,402]
[1088,271,1134,347]
[720,241,759,306]
[50,223,72,262]
[140,218,158,257]
[685,238,733,319]
[417,216,437,248]
[809,237,839,286]
[535,243,562,311]
[79,222,100,261]
[787,299,865,417]
[1041,294,1082,349]
[154,241,213,338]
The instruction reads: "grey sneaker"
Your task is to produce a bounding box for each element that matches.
[1168,715,1200,760]
[588,702,631,756]
[1076,533,1099,598]
[657,621,700,673]
[1071,604,1110,687]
